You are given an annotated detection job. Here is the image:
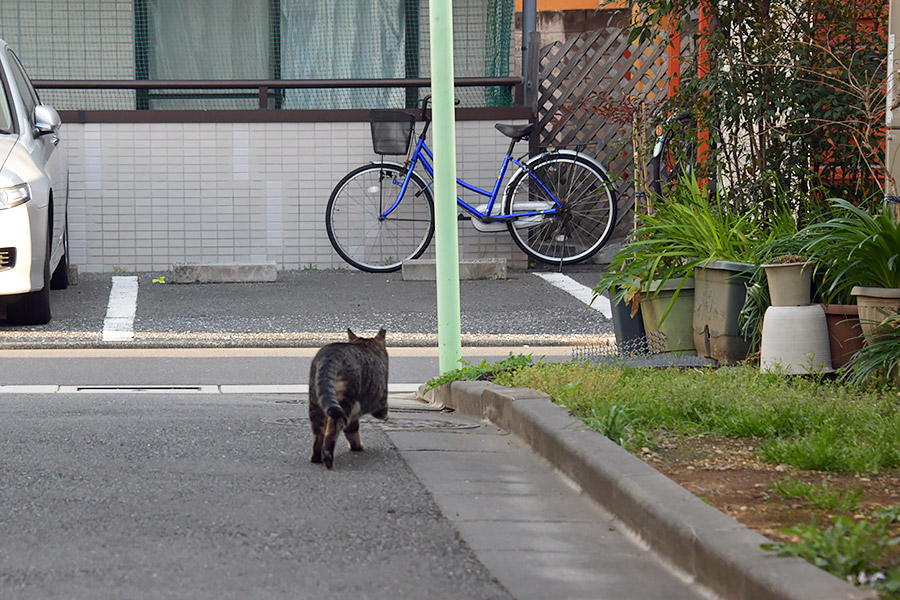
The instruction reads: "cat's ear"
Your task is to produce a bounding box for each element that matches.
[347,328,357,341]
[375,328,386,344]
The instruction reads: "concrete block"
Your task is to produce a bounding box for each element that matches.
[170,262,278,284]
[401,258,507,281]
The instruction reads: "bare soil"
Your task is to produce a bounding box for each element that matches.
[641,434,900,568]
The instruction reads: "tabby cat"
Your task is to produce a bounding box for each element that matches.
[308,328,389,469]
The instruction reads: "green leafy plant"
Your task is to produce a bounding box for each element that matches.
[762,515,899,581]
[802,198,900,302]
[843,314,900,387]
[582,404,649,452]
[596,174,784,322]
[625,0,888,209]
[424,353,533,392]
[738,207,811,352]
[772,477,863,512]
[876,505,900,525]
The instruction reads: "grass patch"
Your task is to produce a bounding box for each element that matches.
[771,477,864,512]
[491,361,900,474]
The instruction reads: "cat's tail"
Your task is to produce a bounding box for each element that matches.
[313,357,347,423]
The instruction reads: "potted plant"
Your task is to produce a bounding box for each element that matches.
[761,254,813,306]
[597,174,774,360]
[740,220,864,370]
[843,313,900,387]
[802,198,900,342]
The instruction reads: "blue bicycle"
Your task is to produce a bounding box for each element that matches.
[325,96,617,273]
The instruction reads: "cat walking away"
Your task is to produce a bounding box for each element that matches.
[308,328,389,469]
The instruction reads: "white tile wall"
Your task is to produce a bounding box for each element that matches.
[62,119,531,272]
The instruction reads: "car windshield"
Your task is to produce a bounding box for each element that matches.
[0,77,12,134]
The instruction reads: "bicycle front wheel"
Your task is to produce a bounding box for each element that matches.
[326,163,435,273]
[503,153,616,266]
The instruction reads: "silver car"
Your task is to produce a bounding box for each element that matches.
[0,39,68,325]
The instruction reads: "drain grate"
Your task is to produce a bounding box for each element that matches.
[264,416,480,432]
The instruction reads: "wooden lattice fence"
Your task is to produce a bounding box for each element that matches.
[535,28,691,245]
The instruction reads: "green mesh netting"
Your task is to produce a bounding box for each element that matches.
[0,0,514,111]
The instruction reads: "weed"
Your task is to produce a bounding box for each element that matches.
[876,505,900,524]
[582,403,649,451]
[771,477,863,512]
[762,515,899,586]
[303,263,318,271]
[424,354,534,392]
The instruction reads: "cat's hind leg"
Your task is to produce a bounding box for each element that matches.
[322,415,346,469]
[344,418,363,452]
[309,400,326,464]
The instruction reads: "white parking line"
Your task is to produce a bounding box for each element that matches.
[534,272,611,319]
[102,276,139,342]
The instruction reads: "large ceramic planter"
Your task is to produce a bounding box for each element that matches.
[692,260,752,364]
[851,286,900,342]
[762,261,813,306]
[822,304,864,369]
[760,304,833,374]
[641,278,695,354]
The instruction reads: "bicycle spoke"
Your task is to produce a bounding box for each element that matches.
[326,165,434,272]
[505,155,615,265]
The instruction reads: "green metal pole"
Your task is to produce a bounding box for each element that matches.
[428,0,462,374]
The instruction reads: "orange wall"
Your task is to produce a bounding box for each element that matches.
[515,0,601,9]
[515,0,630,11]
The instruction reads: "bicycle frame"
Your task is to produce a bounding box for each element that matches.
[378,134,561,224]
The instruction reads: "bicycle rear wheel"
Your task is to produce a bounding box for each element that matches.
[504,153,616,266]
[325,163,435,273]
[649,114,698,198]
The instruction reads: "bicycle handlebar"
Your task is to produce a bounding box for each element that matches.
[418,95,461,122]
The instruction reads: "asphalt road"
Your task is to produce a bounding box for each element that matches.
[0,367,709,600]
[0,391,512,600]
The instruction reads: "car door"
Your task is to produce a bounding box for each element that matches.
[6,49,67,260]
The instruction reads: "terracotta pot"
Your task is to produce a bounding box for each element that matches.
[821,304,864,369]
[762,261,812,306]
[850,286,900,342]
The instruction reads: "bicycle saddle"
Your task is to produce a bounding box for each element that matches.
[495,123,533,140]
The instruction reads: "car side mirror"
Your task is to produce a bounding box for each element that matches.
[33,104,61,137]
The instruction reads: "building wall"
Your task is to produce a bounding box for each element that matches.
[61,119,531,273]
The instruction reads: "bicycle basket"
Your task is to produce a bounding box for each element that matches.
[370,109,415,155]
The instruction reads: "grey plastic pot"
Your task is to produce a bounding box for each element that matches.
[692,260,753,364]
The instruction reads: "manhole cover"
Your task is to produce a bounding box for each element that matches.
[263,416,480,432]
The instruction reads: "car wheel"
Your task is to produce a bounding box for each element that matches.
[6,222,52,325]
[50,218,69,290]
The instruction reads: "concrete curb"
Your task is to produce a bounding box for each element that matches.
[435,381,876,600]
[170,262,278,284]
[401,258,508,281]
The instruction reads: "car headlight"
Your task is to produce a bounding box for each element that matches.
[0,183,30,209]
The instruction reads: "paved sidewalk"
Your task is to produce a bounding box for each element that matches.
[388,411,709,600]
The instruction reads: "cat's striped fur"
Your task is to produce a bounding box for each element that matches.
[308,328,389,469]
